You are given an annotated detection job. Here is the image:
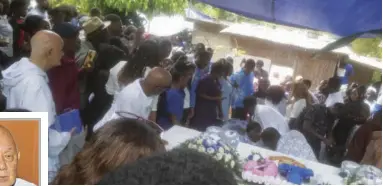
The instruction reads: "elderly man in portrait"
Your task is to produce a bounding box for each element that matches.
[0,126,35,186]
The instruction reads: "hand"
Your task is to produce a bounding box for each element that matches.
[70,127,77,136]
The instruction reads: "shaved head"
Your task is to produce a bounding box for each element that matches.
[0,127,16,150]
[0,126,19,186]
[30,30,63,71]
[143,67,172,96]
[146,67,172,85]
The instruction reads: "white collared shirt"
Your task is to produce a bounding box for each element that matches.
[14,178,36,186]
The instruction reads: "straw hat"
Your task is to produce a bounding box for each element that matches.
[82,17,111,36]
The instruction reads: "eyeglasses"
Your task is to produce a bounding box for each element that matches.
[116,111,164,136]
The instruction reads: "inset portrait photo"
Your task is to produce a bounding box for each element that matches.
[0,112,43,186]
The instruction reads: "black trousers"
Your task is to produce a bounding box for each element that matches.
[232,108,247,120]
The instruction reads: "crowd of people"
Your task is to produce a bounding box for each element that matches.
[0,0,381,184]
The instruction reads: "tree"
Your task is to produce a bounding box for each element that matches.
[350,38,382,83]
[351,37,382,58]
[50,0,188,17]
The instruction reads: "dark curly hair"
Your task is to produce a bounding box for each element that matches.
[118,39,160,86]
[51,118,166,185]
[266,85,286,105]
[97,148,237,185]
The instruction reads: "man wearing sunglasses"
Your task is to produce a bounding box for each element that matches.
[93,67,172,132]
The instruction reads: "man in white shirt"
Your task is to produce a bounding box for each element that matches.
[325,77,344,107]
[94,67,171,131]
[245,96,289,135]
[261,128,317,162]
[0,31,71,182]
[0,126,36,186]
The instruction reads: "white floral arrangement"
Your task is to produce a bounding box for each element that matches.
[179,135,242,176]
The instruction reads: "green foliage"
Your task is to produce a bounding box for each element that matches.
[351,37,382,58]
[50,0,188,18]
[371,70,382,83]
[50,0,93,14]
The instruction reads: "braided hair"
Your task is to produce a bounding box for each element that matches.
[118,40,160,86]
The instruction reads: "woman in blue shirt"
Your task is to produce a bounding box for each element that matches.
[230,59,256,120]
[157,59,196,130]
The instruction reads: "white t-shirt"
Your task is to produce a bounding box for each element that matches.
[286,99,306,119]
[14,178,36,186]
[105,63,159,111]
[325,91,344,107]
[94,79,158,131]
[252,104,289,135]
[265,99,287,116]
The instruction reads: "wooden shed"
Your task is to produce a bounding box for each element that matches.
[187,17,381,88]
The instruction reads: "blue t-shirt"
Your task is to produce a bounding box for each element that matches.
[158,88,185,130]
[230,70,255,108]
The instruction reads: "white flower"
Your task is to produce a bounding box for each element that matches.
[230,160,235,168]
[188,144,193,149]
[215,153,223,160]
[224,154,232,162]
[218,147,225,153]
[207,147,215,154]
[196,138,203,144]
[198,146,205,153]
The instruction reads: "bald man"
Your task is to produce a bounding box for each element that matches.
[0,126,35,186]
[93,67,172,132]
[0,31,72,182]
[1,30,63,125]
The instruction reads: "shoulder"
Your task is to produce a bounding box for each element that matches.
[15,178,36,186]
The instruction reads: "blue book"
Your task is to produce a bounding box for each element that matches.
[50,109,83,134]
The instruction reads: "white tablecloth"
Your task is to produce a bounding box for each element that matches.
[162,126,201,150]
[163,126,343,185]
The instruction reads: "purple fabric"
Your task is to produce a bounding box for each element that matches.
[196,0,382,37]
[191,76,222,131]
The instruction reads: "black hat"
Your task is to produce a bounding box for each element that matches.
[20,15,45,34]
[52,22,80,39]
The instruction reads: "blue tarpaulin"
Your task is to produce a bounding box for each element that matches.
[196,0,382,37]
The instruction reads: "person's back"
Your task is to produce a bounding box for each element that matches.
[361,131,382,169]
[253,104,289,135]
[345,113,382,163]
[2,57,54,119]
[93,78,156,131]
